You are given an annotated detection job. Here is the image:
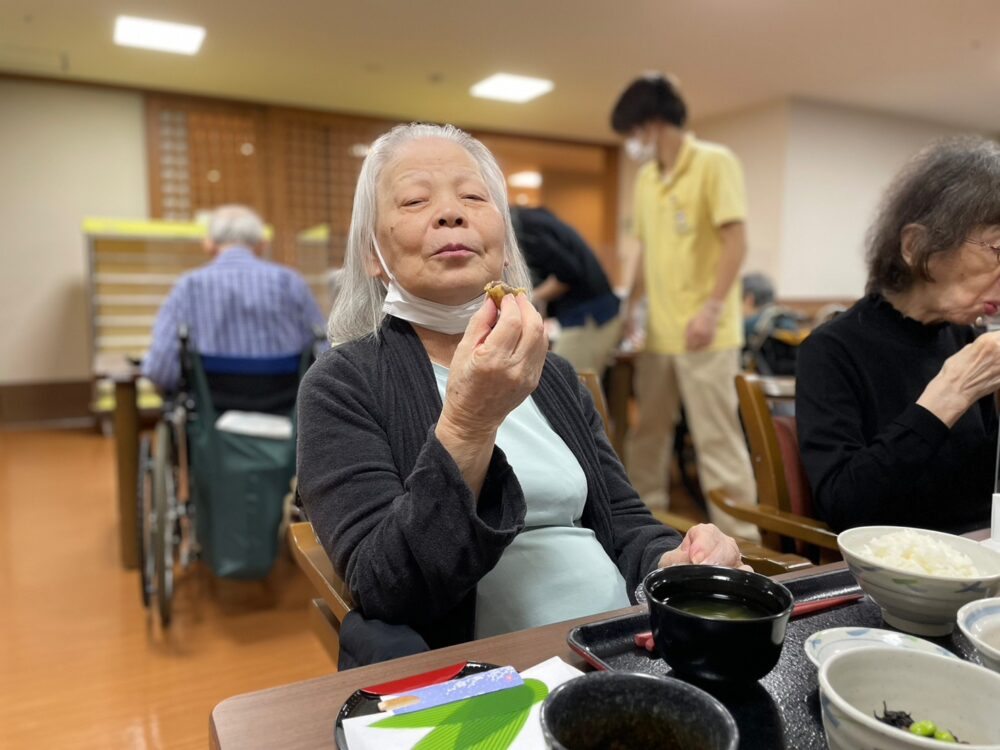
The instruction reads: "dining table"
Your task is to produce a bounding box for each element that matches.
[210,561,858,750]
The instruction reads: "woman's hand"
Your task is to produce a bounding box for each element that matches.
[918,331,1000,427]
[438,292,548,438]
[433,293,547,497]
[657,523,751,571]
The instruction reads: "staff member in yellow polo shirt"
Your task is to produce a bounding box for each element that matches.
[610,73,759,541]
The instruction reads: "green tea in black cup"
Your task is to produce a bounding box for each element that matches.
[643,564,794,683]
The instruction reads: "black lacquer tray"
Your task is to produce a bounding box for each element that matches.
[567,568,981,750]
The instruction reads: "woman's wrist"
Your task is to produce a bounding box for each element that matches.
[916,374,968,428]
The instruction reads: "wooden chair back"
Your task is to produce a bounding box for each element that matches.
[577,370,611,436]
[288,521,355,663]
[734,374,838,560]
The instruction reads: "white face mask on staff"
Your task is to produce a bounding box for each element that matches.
[624,136,657,163]
[371,234,486,335]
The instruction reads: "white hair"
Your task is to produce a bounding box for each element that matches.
[328,123,533,345]
[208,204,266,247]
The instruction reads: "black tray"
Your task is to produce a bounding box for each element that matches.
[567,568,980,750]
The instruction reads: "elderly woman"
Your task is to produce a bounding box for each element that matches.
[797,136,1000,533]
[296,123,746,667]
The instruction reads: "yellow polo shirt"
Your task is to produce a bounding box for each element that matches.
[633,134,746,355]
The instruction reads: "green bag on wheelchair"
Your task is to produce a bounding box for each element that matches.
[185,350,308,580]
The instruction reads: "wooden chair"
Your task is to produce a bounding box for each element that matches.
[577,370,612,440]
[707,373,840,563]
[578,370,811,576]
[288,522,355,664]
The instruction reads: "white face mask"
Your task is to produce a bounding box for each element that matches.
[371,235,485,335]
[625,136,656,163]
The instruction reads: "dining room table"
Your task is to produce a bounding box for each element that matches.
[210,529,994,750]
[210,562,845,750]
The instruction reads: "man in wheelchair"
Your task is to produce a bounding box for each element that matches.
[741,272,809,376]
[137,205,326,627]
[141,204,325,394]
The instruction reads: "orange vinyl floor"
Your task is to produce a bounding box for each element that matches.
[0,429,331,750]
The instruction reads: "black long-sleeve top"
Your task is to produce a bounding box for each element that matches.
[796,293,994,533]
[296,316,682,654]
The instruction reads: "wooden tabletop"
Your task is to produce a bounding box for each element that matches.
[209,564,839,750]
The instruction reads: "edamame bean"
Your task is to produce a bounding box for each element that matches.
[910,720,937,737]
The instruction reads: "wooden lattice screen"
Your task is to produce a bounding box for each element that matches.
[145,93,618,285]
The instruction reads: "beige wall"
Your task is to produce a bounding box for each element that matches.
[780,99,967,298]
[0,79,148,384]
[697,101,789,284]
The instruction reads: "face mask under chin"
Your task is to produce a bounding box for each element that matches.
[371,234,486,335]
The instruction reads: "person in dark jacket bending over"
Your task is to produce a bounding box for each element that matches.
[510,205,623,376]
[296,123,747,667]
[797,136,999,534]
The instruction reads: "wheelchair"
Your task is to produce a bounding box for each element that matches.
[137,329,314,628]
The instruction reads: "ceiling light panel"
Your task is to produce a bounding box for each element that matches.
[470,73,553,103]
[114,16,206,55]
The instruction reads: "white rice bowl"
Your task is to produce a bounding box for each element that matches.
[838,526,1000,636]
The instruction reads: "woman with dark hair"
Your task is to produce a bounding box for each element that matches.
[796,136,1000,533]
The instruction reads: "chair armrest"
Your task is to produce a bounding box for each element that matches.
[649,509,696,534]
[735,541,813,576]
[650,508,813,574]
[288,522,355,622]
[707,489,841,551]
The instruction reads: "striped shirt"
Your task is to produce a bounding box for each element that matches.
[141,247,326,391]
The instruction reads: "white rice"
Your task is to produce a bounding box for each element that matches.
[860,529,979,577]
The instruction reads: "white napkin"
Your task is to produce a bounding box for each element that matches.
[341,656,584,750]
[214,410,292,440]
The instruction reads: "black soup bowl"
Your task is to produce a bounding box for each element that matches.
[540,671,739,750]
[643,564,794,683]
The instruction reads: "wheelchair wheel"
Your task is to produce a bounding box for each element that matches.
[152,420,176,628]
[137,434,154,608]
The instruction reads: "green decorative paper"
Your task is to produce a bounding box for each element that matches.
[371,679,549,750]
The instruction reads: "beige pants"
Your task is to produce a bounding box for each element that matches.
[625,348,760,542]
[553,314,624,376]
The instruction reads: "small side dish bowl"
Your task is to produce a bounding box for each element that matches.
[540,671,738,750]
[838,526,1000,636]
[819,647,1000,749]
[642,564,793,683]
[957,596,1000,672]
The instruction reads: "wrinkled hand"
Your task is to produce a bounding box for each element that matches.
[919,330,1000,427]
[439,293,548,438]
[684,303,721,351]
[657,523,751,571]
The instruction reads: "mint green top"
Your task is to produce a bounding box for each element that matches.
[431,364,630,638]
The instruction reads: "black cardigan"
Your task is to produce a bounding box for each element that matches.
[796,294,994,533]
[296,316,682,656]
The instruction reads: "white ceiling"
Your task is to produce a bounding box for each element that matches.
[2,0,999,143]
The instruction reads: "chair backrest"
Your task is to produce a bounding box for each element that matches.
[735,374,816,551]
[577,369,611,436]
[188,350,312,415]
[288,522,354,623]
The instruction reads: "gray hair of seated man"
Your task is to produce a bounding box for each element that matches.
[742,272,775,308]
[208,204,266,248]
[327,122,532,346]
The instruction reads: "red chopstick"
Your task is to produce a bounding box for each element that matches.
[360,662,468,697]
[633,593,864,651]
